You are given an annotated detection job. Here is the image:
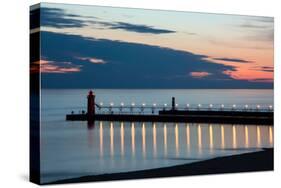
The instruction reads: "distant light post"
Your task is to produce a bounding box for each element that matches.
[152,103,156,114]
[221,104,224,111]
[269,105,273,111]
[141,103,145,113]
[119,102,124,113]
[256,105,260,112]
[130,102,135,113]
[99,102,103,111]
[109,102,114,114]
[164,103,167,111]
[244,104,248,111]
[209,104,213,111]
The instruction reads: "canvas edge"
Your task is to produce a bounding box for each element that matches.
[30,3,41,185]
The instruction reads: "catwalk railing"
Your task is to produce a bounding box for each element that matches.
[67,103,273,125]
[84,103,274,115]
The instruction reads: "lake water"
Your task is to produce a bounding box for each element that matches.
[41,89,274,183]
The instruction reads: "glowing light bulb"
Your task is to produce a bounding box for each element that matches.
[269,105,272,109]
[120,102,124,106]
[164,103,167,107]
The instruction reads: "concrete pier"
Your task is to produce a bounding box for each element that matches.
[65,91,273,125]
[66,112,273,125]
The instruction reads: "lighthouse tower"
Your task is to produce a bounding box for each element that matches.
[172,97,176,111]
[87,90,95,120]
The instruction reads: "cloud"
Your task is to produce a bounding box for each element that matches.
[238,17,274,43]
[190,72,211,78]
[239,23,269,29]
[183,31,197,35]
[76,57,107,64]
[41,7,89,28]
[261,66,274,72]
[212,57,253,63]
[105,22,175,34]
[33,59,81,73]
[252,17,274,24]
[249,78,273,83]
[251,66,274,72]
[245,28,274,42]
[41,7,175,34]
[40,31,272,89]
[206,36,271,50]
[122,14,134,18]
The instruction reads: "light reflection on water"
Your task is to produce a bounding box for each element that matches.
[41,120,273,183]
[142,123,146,158]
[99,122,103,157]
[186,124,190,152]
[93,122,273,158]
[232,126,237,149]
[269,126,273,144]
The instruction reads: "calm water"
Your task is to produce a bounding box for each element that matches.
[41,89,274,183]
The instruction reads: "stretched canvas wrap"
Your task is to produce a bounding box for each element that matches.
[30,3,274,185]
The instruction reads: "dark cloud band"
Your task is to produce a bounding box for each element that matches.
[41,7,176,34]
[212,57,253,63]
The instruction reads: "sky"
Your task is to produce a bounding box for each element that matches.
[34,3,274,88]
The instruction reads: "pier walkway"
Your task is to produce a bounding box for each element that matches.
[66,91,273,125]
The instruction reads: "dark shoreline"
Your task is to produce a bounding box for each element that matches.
[46,148,273,185]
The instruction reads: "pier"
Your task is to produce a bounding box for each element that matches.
[66,91,273,125]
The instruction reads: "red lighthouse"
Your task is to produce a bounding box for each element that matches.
[87,90,95,121]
